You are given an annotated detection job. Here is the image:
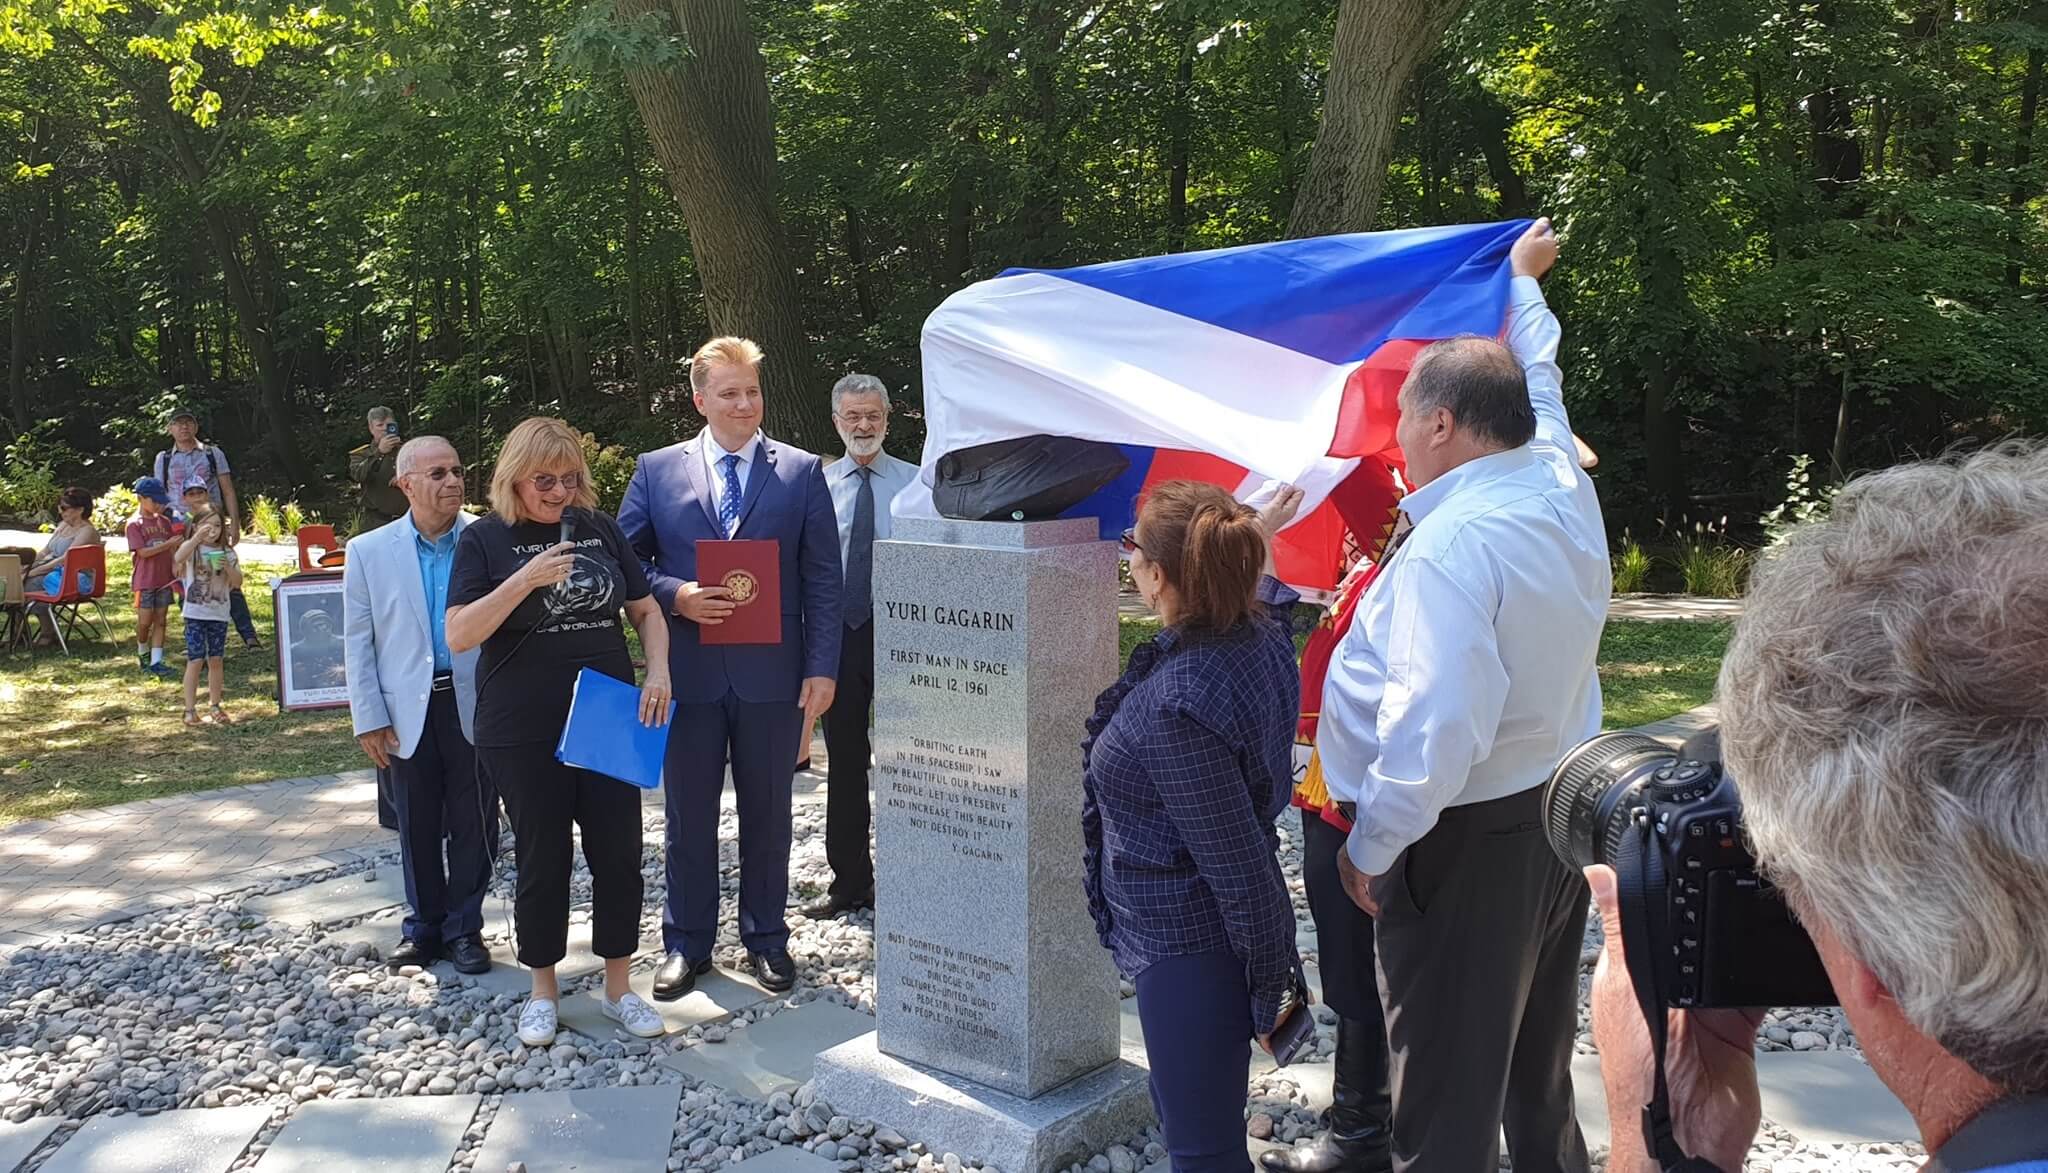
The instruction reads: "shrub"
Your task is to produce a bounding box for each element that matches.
[1759,453,1841,550]
[1612,531,1653,594]
[579,431,636,514]
[0,436,61,522]
[283,501,309,536]
[246,494,285,542]
[1676,517,1749,598]
[92,484,141,533]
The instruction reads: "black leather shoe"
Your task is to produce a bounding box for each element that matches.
[800,888,874,919]
[652,952,714,1001]
[386,937,440,970]
[1257,1016,1392,1173]
[749,949,797,992]
[447,934,492,975]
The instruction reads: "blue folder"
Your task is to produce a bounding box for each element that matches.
[555,667,675,789]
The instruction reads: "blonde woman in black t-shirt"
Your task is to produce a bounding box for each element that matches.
[447,416,673,1047]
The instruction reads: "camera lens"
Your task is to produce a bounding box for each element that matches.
[1541,731,1679,870]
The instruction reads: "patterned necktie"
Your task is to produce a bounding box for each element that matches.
[846,466,876,628]
[718,453,743,537]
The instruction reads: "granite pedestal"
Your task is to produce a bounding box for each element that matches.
[815,517,1149,1173]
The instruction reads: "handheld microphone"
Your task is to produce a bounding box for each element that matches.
[558,505,577,547]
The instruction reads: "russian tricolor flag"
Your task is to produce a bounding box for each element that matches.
[897,219,1533,593]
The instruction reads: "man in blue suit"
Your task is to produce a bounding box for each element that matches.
[619,336,843,996]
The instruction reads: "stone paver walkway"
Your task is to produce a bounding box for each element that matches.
[0,771,389,950]
[0,735,833,959]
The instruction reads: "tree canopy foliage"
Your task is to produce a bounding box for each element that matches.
[3,0,2042,536]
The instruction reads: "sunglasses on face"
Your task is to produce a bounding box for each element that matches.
[1119,528,1144,555]
[415,465,465,482]
[528,472,582,493]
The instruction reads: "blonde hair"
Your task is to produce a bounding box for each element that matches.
[487,417,598,524]
[690,336,765,395]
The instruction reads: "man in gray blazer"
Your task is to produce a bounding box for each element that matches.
[343,435,491,974]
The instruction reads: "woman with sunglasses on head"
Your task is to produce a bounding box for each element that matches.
[447,417,673,1047]
[1083,479,1310,1173]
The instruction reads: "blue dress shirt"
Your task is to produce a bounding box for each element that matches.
[1081,576,1303,1034]
[403,513,458,673]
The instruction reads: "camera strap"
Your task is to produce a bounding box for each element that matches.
[1615,815,1729,1173]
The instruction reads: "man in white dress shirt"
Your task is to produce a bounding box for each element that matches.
[1319,217,1609,1173]
[802,374,918,919]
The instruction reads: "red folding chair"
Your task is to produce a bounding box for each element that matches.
[297,524,342,571]
[23,543,111,655]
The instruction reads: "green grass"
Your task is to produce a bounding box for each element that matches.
[0,550,361,825]
[1120,614,1730,731]
[1,577,1724,826]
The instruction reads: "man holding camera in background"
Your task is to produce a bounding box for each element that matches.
[1585,443,2048,1172]
[1317,217,1607,1173]
[350,406,409,535]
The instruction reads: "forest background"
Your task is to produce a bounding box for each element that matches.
[2,0,2043,546]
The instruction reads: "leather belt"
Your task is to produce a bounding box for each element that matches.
[1335,801,1356,822]
[431,672,455,692]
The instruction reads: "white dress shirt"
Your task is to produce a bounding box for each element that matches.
[1318,275,1610,874]
[702,430,763,537]
[824,450,918,572]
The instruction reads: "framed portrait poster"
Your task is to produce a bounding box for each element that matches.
[274,572,350,711]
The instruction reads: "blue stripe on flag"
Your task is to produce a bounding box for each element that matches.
[1003,221,1530,364]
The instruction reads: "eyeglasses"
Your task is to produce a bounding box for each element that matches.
[528,472,582,492]
[835,411,886,426]
[1119,528,1144,555]
[415,465,465,482]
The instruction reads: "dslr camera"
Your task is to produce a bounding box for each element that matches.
[1541,729,1834,1009]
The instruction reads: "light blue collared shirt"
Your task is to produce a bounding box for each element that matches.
[401,512,459,673]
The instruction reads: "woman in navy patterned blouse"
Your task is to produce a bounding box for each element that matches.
[1083,480,1308,1172]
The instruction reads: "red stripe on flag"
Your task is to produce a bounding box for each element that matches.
[1139,449,1249,493]
[1329,338,1428,459]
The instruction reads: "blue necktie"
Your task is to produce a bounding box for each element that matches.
[719,453,743,536]
[846,466,875,627]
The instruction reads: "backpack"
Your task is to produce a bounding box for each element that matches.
[155,445,221,504]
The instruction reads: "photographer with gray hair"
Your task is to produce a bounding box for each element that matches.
[1586,442,2048,1172]
[803,373,918,919]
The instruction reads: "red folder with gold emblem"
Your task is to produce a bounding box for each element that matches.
[696,539,782,644]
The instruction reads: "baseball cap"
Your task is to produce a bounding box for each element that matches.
[133,476,171,504]
[168,406,199,424]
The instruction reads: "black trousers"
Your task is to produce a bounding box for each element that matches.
[1300,813,1392,1110]
[820,620,876,899]
[1373,785,1590,1173]
[480,746,644,969]
[1134,951,1255,1173]
[388,688,490,945]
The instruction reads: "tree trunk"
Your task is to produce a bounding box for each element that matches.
[7,117,50,434]
[1472,89,1528,217]
[1165,20,1194,252]
[1830,359,1853,482]
[1285,0,1470,236]
[1632,0,1687,516]
[158,107,307,482]
[2010,45,2042,287]
[841,203,878,325]
[624,108,651,408]
[619,0,830,446]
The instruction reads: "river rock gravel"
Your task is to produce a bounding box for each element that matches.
[0,792,1912,1173]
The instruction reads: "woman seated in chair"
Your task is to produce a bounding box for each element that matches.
[9,487,102,646]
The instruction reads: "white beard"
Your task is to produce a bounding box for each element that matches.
[842,434,885,459]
